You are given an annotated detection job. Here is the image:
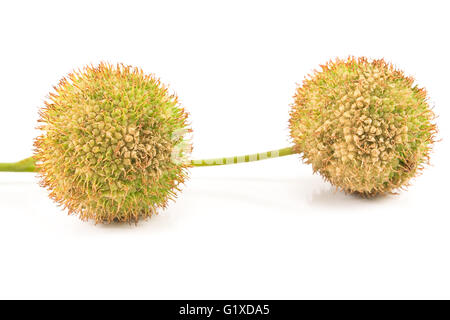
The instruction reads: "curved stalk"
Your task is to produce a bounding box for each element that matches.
[190,146,296,167]
[0,157,36,172]
[0,147,297,172]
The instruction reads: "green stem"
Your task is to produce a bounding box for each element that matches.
[0,157,37,172]
[0,147,298,172]
[190,146,296,167]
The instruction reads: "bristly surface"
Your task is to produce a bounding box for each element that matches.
[289,57,437,196]
[35,63,192,223]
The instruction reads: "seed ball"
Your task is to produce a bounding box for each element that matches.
[289,57,437,196]
[35,63,192,222]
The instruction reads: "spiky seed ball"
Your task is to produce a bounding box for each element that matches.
[35,63,192,223]
[289,57,437,196]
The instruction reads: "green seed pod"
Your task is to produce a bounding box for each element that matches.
[289,57,437,196]
[35,63,192,222]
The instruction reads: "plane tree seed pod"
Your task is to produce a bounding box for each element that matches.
[34,63,192,222]
[289,57,437,195]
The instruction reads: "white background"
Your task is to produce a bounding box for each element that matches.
[0,0,449,299]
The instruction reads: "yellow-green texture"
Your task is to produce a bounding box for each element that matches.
[289,57,437,196]
[35,63,192,223]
